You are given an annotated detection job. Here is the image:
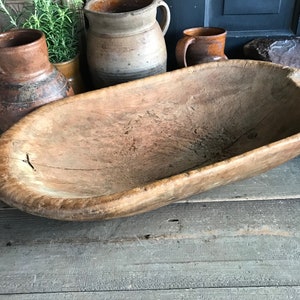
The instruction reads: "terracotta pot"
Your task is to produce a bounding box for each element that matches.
[0,29,74,133]
[84,0,170,88]
[54,54,86,94]
[176,27,228,67]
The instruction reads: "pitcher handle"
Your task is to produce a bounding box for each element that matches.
[157,0,170,36]
[175,36,196,68]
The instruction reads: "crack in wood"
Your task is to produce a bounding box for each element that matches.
[22,153,36,171]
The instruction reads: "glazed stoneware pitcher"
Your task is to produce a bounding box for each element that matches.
[176,27,228,68]
[84,0,170,88]
[0,29,73,132]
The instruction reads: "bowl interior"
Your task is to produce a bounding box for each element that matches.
[4,61,300,198]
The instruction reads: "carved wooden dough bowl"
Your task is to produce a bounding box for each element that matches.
[0,60,300,221]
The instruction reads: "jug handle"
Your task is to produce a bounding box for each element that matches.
[175,36,196,68]
[157,0,170,36]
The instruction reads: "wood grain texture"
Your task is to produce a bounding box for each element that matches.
[1,199,300,297]
[3,287,300,300]
[0,60,300,221]
[187,155,300,202]
[1,154,300,210]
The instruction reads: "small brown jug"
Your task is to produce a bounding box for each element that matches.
[176,27,228,68]
[54,54,86,95]
[0,29,73,132]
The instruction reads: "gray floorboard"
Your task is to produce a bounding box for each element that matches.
[0,156,299,298]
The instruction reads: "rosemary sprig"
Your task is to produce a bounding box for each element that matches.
[22,0,83,63]
[0,0,19,29]
[0,0,83,63]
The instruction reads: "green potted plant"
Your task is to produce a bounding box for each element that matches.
[0,0,85,93]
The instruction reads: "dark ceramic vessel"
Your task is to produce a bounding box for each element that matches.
[0,29,73,132]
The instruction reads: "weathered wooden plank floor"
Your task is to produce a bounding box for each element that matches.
[0,156,300,299]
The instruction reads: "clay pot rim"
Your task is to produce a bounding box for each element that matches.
[0,29,44,51]
[84,0,156,16]
[52,53,79,67]
[183,27,227,38]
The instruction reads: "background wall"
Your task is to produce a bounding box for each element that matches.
[165,0,300,69]
[1,0,300,70]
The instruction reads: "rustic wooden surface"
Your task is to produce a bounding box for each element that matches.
[1,60,300,221]
[0,155,300,299]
